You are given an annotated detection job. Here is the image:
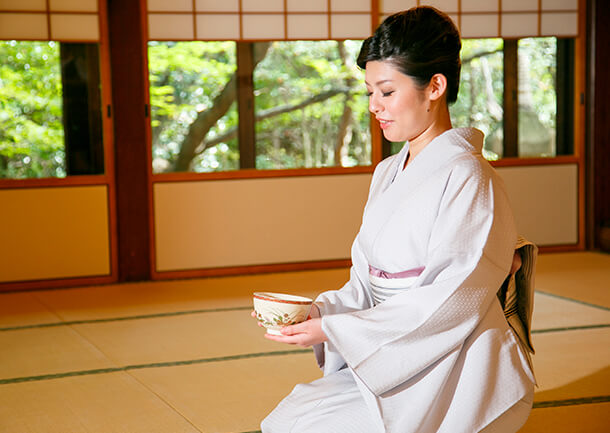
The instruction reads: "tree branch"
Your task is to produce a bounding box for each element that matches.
[200,87,350,149]
[172,42,271,172]
[462,48,503,65]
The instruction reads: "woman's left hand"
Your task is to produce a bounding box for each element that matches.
[264,316,328,348]
[265,319,327,347]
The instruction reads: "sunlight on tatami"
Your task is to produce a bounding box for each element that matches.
[0,252,608,432]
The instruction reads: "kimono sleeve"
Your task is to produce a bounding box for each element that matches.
[312,157,396,372]
[321,157,518,396]
[314,154,397,317]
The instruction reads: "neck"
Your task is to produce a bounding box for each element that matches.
[407,105,452,163]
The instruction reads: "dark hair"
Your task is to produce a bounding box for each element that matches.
[357,7,462,104]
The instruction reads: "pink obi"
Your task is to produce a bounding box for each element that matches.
[368,265,425,305]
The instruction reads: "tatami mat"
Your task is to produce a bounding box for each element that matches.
[71,310,297,366]
[519,402,610,433]
[0,251,608,432]
[531,327,610,402]
[0,292,61,329]
[31,268,347,322]
[0,326,115,381]
[531,292,610,330]
[129,352,322,433]
[536,252,610,308]
[0,373,200,433]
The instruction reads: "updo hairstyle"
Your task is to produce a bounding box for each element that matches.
[357,7,462,104]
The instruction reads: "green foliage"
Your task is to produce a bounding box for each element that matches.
[148,41,238,172]
[149,40,370,172]
[0,41,65,178]
[450,38,504,159]
[518,37,556,129]
[450,37,557,159]
[253,41,370,169]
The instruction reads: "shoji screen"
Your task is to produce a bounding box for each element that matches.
[0,0,100,41]
[381,0,579,38]
[146,0,374,40]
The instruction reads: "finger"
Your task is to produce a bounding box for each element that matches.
[281,321,308,336]
[264,333,300,344]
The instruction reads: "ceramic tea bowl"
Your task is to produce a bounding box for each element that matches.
[253,292,313,335]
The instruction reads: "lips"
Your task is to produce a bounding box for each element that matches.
[377,118,392,129]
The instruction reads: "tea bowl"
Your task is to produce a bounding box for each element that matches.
[253,292,313,335]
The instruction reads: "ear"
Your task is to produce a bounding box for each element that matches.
[427,73,448,102]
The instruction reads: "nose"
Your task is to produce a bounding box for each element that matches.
[369,93,382,114]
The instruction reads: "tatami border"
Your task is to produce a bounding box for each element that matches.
[2,290,608,332]
[0,306,252,331]
[0,349,311,385]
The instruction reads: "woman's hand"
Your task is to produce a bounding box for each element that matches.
[510,250,522,275]
[262,304,327,347]
[264,318,327,347]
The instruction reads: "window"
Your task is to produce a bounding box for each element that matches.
[148,41,238,173]
[0,41,104,179]
[450,38,504,160]
[385,37,574,160]
[149,40,370,173]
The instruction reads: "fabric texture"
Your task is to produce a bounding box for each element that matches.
[262,128,535,433]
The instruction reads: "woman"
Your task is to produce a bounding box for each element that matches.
[259,7,535,432]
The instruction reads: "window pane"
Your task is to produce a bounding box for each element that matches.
[450,38,504,161]
[148,41,238,173]
[0,41,103,179]
[517,37,557,157]
[253,41,370,169]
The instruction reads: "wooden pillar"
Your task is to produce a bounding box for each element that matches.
[107,0,152,280]
[503,39,519,158]
[236,42,256,169]
[591,0,610,250]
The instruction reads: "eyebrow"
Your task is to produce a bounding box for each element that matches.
[364,79,393,86]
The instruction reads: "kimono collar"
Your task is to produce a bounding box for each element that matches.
[388,127,484,184]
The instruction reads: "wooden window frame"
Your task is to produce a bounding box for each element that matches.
[0,0,118,291]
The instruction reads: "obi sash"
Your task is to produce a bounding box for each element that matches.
[497,236,538,378]
[368,265,425,305]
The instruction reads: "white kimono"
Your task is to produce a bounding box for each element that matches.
[262,128,535,433]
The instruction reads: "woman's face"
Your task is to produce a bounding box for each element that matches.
[365,60,429,143]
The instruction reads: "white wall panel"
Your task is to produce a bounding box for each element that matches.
[497,164,578,246]
[154,164,578,272]
[0,186,110,283]
[154,174,371,271]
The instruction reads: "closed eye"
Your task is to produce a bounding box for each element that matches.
[382,91,394,97]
